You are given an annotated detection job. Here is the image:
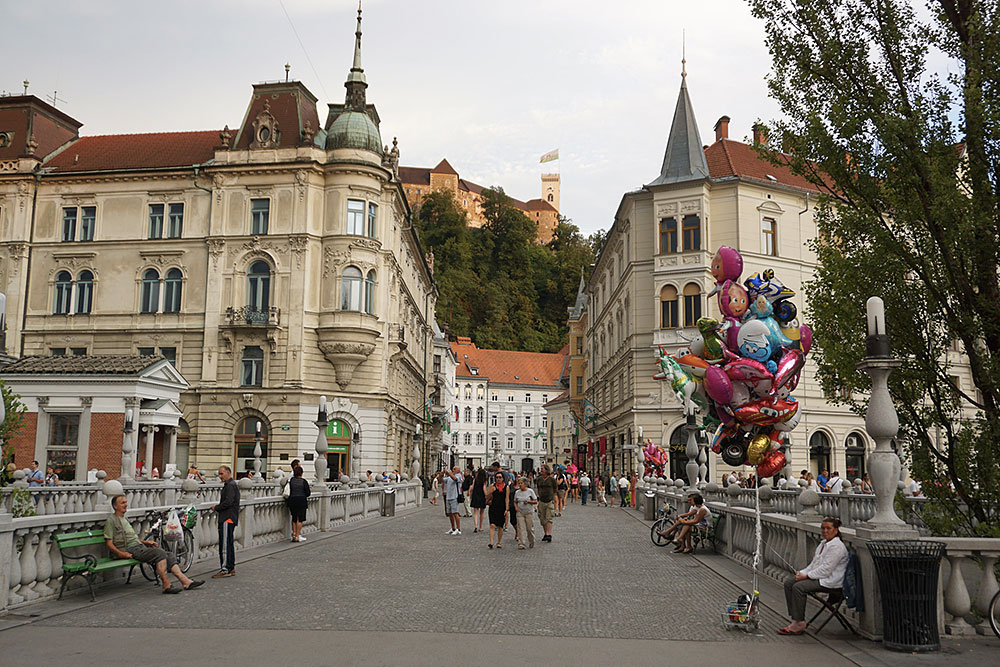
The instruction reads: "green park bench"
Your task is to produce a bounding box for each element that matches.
[55,529,140,601]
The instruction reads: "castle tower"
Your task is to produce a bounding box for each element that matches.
[541,173,560,213]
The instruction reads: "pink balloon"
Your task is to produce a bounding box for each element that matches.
[705,366,733,404]
[774,348,805,391]
[799,324,812,355]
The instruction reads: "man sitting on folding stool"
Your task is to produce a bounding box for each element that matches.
[778,517,848,635]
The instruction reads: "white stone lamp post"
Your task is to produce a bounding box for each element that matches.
[253,420,263,482]
[855,297,916,538]
[314,396,329,484]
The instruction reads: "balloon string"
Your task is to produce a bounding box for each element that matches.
[752,485,761,594]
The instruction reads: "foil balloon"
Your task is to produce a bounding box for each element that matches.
[721,439,748,467]
[773,348,805,392]
[710,421,738,454]
[744,269,797,324]
[756,450,787,478]
[718,280,750,322]
[736,319,775,372]
[746,433,770,465]
[705,365,733,405]
[746,296,797,349]
[696,317,727,363]
[708,246,744,297]
[733,396,799,427]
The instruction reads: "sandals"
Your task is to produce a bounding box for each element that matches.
[777,627,805,636]
[488,543,493,549]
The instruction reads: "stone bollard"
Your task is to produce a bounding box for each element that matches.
[180,478,200,505]
[758,483,773,512]
[102,479,124,508]
[725,483,741,507]
[798,488,821,521]
[237,477,255,545]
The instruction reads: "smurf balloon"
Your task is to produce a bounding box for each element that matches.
[708,246,744,297]
[736,320,776,372]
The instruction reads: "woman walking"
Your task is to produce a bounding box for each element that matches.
[570,473,580,503]
[430,473,440,506]
[485,471,510,549]
[555,468,568,516]
[286,465,311,543]
[470,468,488,533]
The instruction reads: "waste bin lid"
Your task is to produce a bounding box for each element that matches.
[869,540,945,559]
[383,487,395,494]
[644,490,656,497]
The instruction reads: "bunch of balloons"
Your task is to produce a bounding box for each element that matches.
[654,245,813,479]
[641,441,668,477]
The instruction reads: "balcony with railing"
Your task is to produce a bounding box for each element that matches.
[224,305,281,328]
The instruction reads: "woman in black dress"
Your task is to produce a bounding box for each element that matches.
[286,465,311,543]
[485,471,510,549]
[470,469,488,533]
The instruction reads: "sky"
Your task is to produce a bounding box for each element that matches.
[6,0,784,235]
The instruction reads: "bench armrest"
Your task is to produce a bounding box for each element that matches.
[61,552,98,568]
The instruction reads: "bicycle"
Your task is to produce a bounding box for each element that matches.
[138,508,195,582]
[649,506,678,546]
[990,589,999,639]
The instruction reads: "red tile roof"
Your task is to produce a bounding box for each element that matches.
[451,340,565,388]
[398,166,430,185]
[44,131,221,173]
[523,198,556,212]
[432,158,458,175]
[705,139,825,193]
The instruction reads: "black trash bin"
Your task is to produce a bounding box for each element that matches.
[868,540,945,652]
[381,487,396,517]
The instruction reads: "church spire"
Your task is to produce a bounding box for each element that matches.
[344,1,368,111]
[647,53,709,187]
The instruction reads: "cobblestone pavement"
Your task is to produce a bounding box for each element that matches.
[31,501,787,641]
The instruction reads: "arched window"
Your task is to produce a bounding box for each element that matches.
[476,407,484,423]
[476,384,485,400]
[464,384,472,400]
[845,432,867,481]
[140,269,160,313]
[247,261,271,313]
[75,270,93,314]
[463,406,472,423]
[234,417,268,480]
[660,285,678,329]
[364,270,376,315]
[340,266,362,311]
[54,271,73,314]
[683,283,702,327]
[164,268,182,313]
[463,432,472,447]
[476,433,484,446]
[809,431,832,474]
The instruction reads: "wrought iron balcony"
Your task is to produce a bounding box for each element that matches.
[225,305,281,327]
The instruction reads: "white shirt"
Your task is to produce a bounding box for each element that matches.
[826,476,844,494]
[618,478,629,489]
[579,475,591,488]
[801,537,849,588]
[727,474,737,485]
[908,480,921,496]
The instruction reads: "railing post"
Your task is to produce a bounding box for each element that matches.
[0,512,12,613]
[975,554,999,635]
[943,550,975,635]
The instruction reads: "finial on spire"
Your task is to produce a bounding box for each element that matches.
[681,30,687,80]
[344,0,368,109]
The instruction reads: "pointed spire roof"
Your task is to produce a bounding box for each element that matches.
[647,59,709,187]
[569,266,589,319]
[344,1,368,111]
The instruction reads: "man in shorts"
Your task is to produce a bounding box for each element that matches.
[442,465,464,535]
[536,464,557,542]
[104,495,203,594]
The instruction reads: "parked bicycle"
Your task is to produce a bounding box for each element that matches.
[138,507,195,582]
[649,506,678,546]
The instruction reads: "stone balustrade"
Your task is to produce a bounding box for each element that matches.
[0,480,421,612]
[630,482,999,641]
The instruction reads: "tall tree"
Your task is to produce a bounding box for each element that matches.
[749,0,1000,534]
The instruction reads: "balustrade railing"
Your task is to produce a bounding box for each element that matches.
[1,480,421,612]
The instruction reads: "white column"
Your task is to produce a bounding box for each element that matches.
[167,427,178,466]
[142,425,158,480]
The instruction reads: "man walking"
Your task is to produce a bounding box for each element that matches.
[608,473,617,507]
[514,477,538,549]
[211,465,240,578]
[579,470,591,505]
[442,465,464,535]
[461,466,474,517]
[536,464,557,542]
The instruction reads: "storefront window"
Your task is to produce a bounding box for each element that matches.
[845,432,866,482]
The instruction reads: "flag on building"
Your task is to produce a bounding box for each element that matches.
[531,428,546,440]
[423,397,433,422]
[583,399,598,426]
[440,409,451,434]
[539,149,559,164]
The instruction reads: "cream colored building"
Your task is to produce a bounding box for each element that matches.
[0,8,436,480]
[584,68,881,482]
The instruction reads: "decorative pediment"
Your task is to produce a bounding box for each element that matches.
[250,99,280,149]
[757,200,785,214]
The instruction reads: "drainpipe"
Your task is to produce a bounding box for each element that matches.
[18,171,42,357]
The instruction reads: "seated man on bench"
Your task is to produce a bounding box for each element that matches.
[657,493,709,553]
[104,495,204,594]
[778,517,848,635]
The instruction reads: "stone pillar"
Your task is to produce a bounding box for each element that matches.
[142,425,158,480]
[167,427,178,467]
[684,415,699,492]
[314,396,329,484]
[0,512,13,614]
[120,410,135,482]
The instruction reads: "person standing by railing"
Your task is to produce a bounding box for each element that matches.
[211,465,240,578]
[286,465,311,543]
[26,460,44,487]
[44,466,59,486]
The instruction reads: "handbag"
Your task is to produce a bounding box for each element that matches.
[282,479,292,498]
[456,477,465,504]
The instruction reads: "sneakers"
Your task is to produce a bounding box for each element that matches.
[454,529,462,535]
[518,544,526,550]
[447,529,456,535]
[211,569,233,578]
[298,536,307,542]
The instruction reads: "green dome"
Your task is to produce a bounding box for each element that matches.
[326,111,383,155]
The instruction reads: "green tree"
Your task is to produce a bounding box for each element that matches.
[0,380,26,486]
[749,0,1000,534]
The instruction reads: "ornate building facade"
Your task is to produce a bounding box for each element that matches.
[0,8,436,480]
[582,66,879,482]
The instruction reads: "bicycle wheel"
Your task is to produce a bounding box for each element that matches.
[176,528,194,573]
[139,559,157,582]
[651,518,671,546]
[989,589,1000,640]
